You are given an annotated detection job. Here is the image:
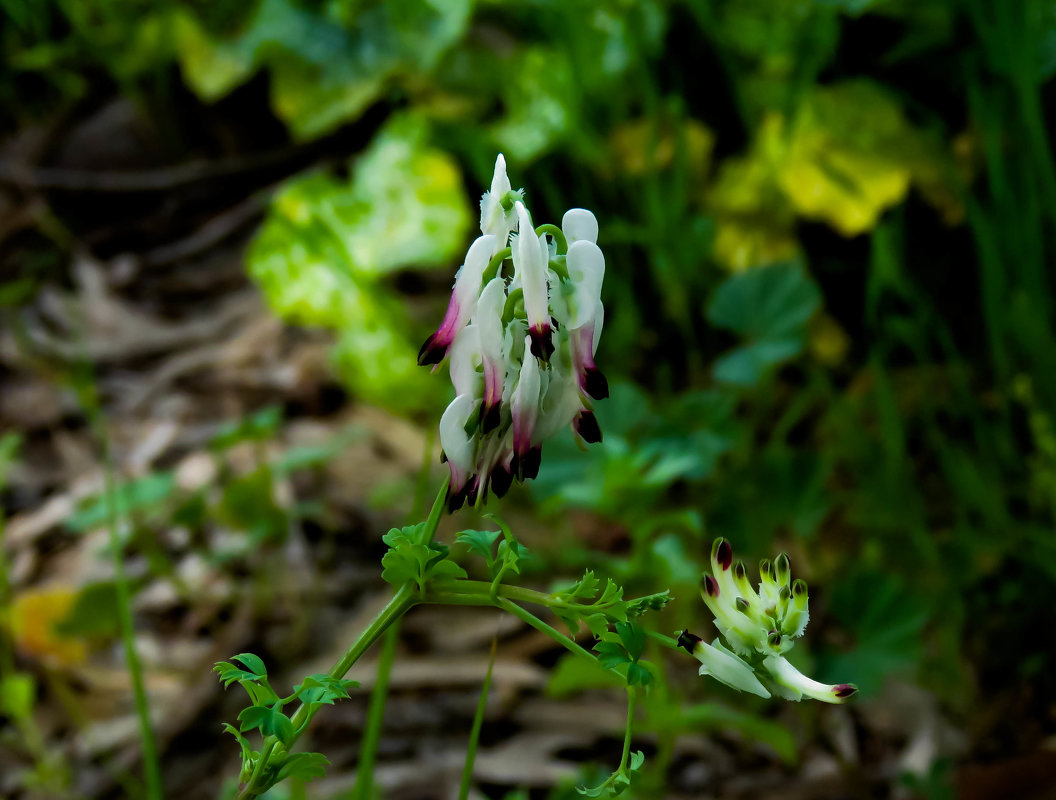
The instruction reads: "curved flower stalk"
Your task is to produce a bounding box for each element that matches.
[420,154,609,512]
[678,538,858,704]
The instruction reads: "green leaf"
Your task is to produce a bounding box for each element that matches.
[594,641,630,670]
[629,751,645,771]
[560,570,600,601]
[214,662,263,689]
[382,525,466,587]
[615,622,647,661]
[0,673,36,720]
[65,472,177,532]
[275,751,330,783]
[216,468,288,545]
[238,705,295,744]
[625,591,672,617]
[221,723,255,768]
[54,582,120,638]
[247,116,469,412]
[625,662,653,688]
[707,262,821,387]
[456,529,502,565]
[429,559,468,581]
[293,674,359,705]
[497,538,526,575]
[231,653,267,678]
[0,433,21,487]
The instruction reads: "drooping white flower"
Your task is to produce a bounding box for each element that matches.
[677,632,771,699]
[680,539,858,705]
[418,234,499,366]
[424,155,608,512]
[512,202,553,361]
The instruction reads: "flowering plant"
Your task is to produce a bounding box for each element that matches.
[214,155,856,800]
[420,155,609,511]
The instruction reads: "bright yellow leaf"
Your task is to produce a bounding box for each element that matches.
[9,587,88,667]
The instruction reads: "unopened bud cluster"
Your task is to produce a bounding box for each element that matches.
[419,155,608,512]
[679,538,857,704]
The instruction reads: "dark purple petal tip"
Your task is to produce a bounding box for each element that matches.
[481,401,501,434]
[529,327,554,361]
[833,684,858,700]
[574,411,602,444]
[702,574,720,598]
[446,486,467,514]
[417,333,447,366]
[713,538,733,571]
[522,446,542,480]
[677,630,702,654]
[490,467,514,499]
[584,367,610,400]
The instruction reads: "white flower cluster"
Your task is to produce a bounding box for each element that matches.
[678,539,858,704]
[418,155,608,512]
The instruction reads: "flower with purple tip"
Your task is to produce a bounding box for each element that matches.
[680,538,858,704]
[420,155,609,512]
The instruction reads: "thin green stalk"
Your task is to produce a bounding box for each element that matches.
[644,630,680,650]
[458,631,498,800]
[351,624,399,800]
[80,391,163,800]
[101,452,163,800]
[619,687,637,772]
[351,429,436,800]
[493,597,596,662]
[240,584,419,800]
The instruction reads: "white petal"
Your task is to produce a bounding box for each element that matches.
[511,337,542,451]
[480,154,514,239]
[562,208,599,244]
[513,203,549,333]
[448,324,483,399]
[453,234,500,313]
[591,303,604,356]
[762,655,846,704]
[439,394,477,473]
[564,240,605,329]
[696,640,771,699]
[536,358,581,441]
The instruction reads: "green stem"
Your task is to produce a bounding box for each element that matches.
[351,623,399,800]
[351,429,436,800]
[645,630,681,650]
[458,632,497,800]
[431,579,616,614]
[416,474,450,546]
[493,598,596,662]
[535,224,568,254]
[89,405,163,800]
[481,247,512,285]
[619,686,637,772]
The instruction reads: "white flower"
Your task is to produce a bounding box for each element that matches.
[419,155,609,512]
[680,539,858,704]
[418,234,499,366]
